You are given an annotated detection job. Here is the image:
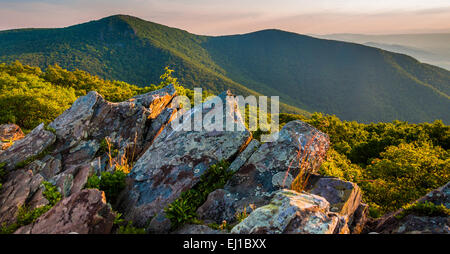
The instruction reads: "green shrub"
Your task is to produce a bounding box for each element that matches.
[165,160,232,229]
[85,170,127,204]
[113,212,146,234]
[396,201,450,219]
[0,181,61,234]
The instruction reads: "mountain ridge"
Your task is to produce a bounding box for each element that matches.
[0,14,449,123]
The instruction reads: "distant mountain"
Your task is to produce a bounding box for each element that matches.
[0,15,449,123]
[315,33,450,71]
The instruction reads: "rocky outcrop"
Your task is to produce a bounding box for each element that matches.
[370,181,450,234]
[119,91,252,230]
[14,189,115,234]
[0,124,24,151]
[0,123,56,171]
[306,175,362,217]
[0,85,178,233]
[230,189,343,234]
[49,84,177,172]
[197,120,330,224]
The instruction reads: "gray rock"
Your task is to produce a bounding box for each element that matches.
[0,123,55,171]
[197,189,236,223]
[306,175,362,217]
[26,155,62,180]
[146,213,172,234]
[14,189,115,234]
[228,139,260,172]
[230,189,339,234]
[51,164,92,197]
[120,91,251,228]
[49,85,176,170]
[199,120,330,223]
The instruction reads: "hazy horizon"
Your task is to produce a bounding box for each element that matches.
[1,0,450,36]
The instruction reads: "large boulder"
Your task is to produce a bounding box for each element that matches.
[0,124,24,151]
[198,120,330,223]
[14,189,115,234]
[0,123,56,171]
[370,181,450,234]
[119,91,252,230]
[230,189,342,234]
[306,175,362,217]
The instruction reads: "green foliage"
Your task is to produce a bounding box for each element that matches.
[85,170,127,204]
[0,181,61,234]
[42,181,62,206]
[318,149,363,183]
[396,201,450,219]
[117,222,147,234]
[113,212,146,234]
[44,125,56,134]
[362,143,449,214]
[235,208,249,223]
[165,160,232,229]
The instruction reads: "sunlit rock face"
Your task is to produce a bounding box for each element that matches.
[0,123,55,172]
[0,124,24,151]
[231,189,343,234]
[120,91,252,231]
[197,120,330,224]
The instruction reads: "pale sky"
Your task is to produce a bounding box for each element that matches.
[1,0,450,35]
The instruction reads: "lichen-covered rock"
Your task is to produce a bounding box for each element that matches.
[230,189,340,234]
[172,224,225,234]
[26,154,62,180]
[0,124,24,150]
[0,123,55,171]
[0,170,45,226]
[120,91,251,228]
[51,164,92,197]
[14,189,115,234]
[197,189,236,223]
[306,175,362,217]
[199,120,329,223]
[48,85,176,171]
[228,139,260,172]
[371,181,450,234]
